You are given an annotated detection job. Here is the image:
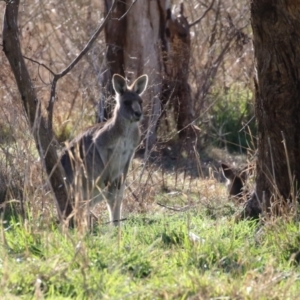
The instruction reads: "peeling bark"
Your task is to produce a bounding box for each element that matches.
[102,0,165,151]
[163,3,195,142]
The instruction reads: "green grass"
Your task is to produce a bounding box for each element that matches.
[1,210,300,299]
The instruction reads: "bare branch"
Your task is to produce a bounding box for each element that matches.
[56,0,118,80]
[127,185,140,202]
[23,55,54,85]
[112,0,138,21]
[23,55,55,76]
[47,0,119,131]
[189,0,215,28]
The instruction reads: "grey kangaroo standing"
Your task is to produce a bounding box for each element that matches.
[61,74,148,225]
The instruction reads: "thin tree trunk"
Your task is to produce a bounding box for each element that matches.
[164,4,194,142]
[245,1,300,217]
[96,0,127,122]
[125,0,163,152]
[104,0,126,77]
[3,0,72,220]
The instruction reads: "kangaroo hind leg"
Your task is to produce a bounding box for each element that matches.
[105,177,124,226]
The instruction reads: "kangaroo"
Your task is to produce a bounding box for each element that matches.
[221,163,247,201]
[61,74,148,225]
[221,163,262,219]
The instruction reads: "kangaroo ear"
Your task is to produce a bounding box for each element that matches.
[112,74,127,95]
[221,163,236,181]
[132,74,148,95]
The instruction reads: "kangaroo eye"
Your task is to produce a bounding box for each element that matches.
[123,100,131,106]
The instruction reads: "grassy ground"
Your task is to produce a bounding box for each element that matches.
[1,182,300,299]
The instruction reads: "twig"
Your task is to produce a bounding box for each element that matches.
[112,0,138,21]
[281,131,295,205]
[156,202,193,212]
[189,0,215,28]
[127,185,140,202]
[23,55,53,85]
[268,136,276,185]
[103,218,128,225]
[239,115,255,132]
[23,55,55,76]
[281,131,293,187]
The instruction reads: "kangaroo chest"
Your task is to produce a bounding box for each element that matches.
[106,136,135,180]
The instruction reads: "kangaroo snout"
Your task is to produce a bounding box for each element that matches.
[133,110,142,120]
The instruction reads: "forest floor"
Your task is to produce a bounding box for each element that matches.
[1,148,300,299]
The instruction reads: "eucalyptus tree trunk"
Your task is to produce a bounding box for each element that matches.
[101,0,166,150]
[101,1,196,152]
[246,1,300,218]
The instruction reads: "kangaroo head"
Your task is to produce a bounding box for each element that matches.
[221,163,247,198]
[112,74,148,122]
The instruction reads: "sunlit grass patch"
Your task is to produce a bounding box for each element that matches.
[1,210,300,299]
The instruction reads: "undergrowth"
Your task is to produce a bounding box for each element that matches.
[1,209,300,299]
